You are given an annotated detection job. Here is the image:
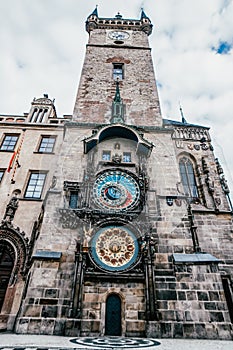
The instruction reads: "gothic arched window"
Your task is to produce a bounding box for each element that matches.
[179,157,199,198]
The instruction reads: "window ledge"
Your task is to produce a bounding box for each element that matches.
[33,151,55,154]
[0,150,15,152]
[19,198,43,202]
[99,161,135,167]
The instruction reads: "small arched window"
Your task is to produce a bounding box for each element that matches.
[179,157,199,198]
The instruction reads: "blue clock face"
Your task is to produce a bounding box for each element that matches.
[93,170,140,211]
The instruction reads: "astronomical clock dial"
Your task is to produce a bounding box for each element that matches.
[108,31,129,40]
[91,226,139,272]
[93,170,140,211]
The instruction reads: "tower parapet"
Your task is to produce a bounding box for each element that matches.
[86,9,153,35]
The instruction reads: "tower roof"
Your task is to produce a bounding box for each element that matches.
[85,9,153,35]
[89,6,98,17]
[114,80,121,103]
[140,9,149,20]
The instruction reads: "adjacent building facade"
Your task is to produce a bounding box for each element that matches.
[0,9,232,339]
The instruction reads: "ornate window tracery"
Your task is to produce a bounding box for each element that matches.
[179,157,199,199]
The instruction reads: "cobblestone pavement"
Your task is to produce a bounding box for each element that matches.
[0,334,232,350]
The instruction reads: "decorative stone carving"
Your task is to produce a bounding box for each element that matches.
[175,198,182,206]
[0,221,30,281]
[3,196,19,223]
[114,143,120,150]
[141,230,156,258]
[215,159,231,196]
[187,204,201,253]
[82,223,94,250]
[58,209,80,229]
[112,153,122,163]
[172,127,210,142]
[201,143,209,151]
[175,140,184,148]
[215,158,223,175]
[220,175,230,195]
[214,197,221,207]
[166,197,174,206]
[205,174,215,194]
[50,176,57,189]
[202,157,209,174]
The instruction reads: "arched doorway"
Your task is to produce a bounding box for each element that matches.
[0,243,15,311]
[105,293,121,336]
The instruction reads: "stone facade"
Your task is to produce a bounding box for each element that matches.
[0,9,232,339]
[0,96,71,330]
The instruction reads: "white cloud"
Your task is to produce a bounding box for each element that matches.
[0,0,232,200]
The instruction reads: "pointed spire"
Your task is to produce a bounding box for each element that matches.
[86,6,99,33]
[91,5,98,17]
[140,8,148,20]
[140,8,152,35]
[179,102,187,124]
[114,80,121,103]
[111,80,124,124]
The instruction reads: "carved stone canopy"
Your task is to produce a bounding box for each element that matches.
[83,124,153,156]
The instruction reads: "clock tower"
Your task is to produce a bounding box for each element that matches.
[15,8,233,340]
[73,8,162,127]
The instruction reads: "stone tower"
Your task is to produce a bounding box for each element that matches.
[73,9,161,127]
[7,9,233,338]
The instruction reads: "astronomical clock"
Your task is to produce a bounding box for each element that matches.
[90,226,139,272]
[86,168,143,274]
[93,169,140,211]
[76,124,152,277]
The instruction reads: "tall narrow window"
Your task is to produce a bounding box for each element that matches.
[0,135,19,151]
[24,172,47,199]
[222,277,233,323]
[179,157,199,198]
[38,136,56,153]
[0,169,5,183]
[30,108,48,123]
[69,191,78,209]
[123,152,131,163]
[113,63,124,80]
[29,108,38,122]
[102,151,111,161]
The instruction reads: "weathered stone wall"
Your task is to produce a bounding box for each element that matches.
[0,119,63,330]
[14,122,233,338]
[150,264,232,339]
[7,11,233,340]
[73,30,161,126]
[81,281,145,337]
[16,255,75,335]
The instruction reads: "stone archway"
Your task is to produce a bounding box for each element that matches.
[0,223,29,326]
[0,242,15,311]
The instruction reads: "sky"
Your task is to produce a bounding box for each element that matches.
[0,0,233,201]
